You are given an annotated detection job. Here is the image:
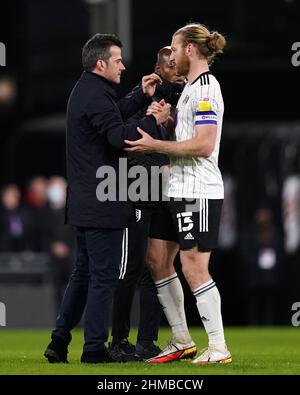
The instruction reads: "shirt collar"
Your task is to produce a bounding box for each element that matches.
[190,70,211,85]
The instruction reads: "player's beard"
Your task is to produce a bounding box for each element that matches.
[175,53,190,77]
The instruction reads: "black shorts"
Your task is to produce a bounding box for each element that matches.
[149,198,223,252]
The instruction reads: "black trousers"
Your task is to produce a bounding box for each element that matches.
[111,207,162,342]
[52,226,124,352]
[50,255,72,314]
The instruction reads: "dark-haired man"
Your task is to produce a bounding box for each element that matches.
[44,33,170,364]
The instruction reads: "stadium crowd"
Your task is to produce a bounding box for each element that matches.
[0,176,74,310]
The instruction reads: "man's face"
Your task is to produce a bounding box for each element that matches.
[102,45,125,84]
[157,54,185,84]
[170,35,190,77]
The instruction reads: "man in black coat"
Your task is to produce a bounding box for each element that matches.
[44,33,170,364]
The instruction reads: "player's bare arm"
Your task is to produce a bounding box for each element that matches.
[124,123,217,158]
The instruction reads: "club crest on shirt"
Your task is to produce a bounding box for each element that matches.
[182,95,190,105]
[135,209,142,222]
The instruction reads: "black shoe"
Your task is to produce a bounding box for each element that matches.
[44,338,68,363]
[81,348,116,364]
[135,341,161,360]
[108,338,142,362]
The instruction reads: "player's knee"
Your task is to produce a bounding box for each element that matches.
[181,254,209,282]
[180,248,198,266]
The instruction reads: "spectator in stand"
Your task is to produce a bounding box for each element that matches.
[240,207,284,325]
[24,176,50,251]
[0,184,29,251]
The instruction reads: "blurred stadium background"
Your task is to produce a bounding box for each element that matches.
[0,0,299,330]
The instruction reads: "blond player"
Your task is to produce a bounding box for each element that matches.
[125,23,231,365]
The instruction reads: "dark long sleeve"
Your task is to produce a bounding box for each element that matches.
[117,87,150,121]
[86,92,158,149]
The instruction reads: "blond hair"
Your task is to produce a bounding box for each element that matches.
[174,23,226,64]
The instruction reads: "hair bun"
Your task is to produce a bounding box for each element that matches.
[207,31,226,54]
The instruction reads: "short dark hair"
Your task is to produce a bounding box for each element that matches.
[82,33,122,72]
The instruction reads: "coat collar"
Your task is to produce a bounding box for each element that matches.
[83,71,117,96]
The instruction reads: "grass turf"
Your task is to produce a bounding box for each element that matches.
[0,327,299,375]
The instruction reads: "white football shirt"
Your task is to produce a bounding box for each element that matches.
[167,71,224,199]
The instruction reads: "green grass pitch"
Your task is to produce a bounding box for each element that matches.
[0,327,299,375]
